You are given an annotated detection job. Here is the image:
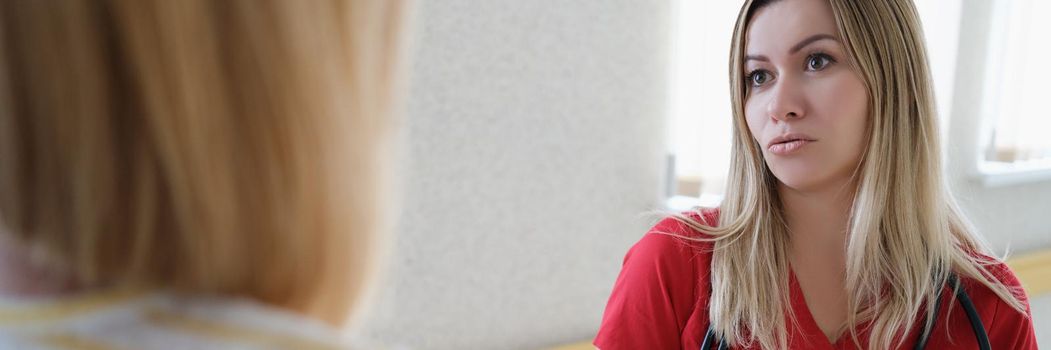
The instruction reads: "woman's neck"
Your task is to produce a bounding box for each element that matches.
[779,180,856,250]
[779,179,859,341]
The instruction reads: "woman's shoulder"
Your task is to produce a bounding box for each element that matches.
[630,208,720,261]
[611,208,720,293]
[152,293,350,347]
[0,289,360,349]
[594,208,720,349]
[608,207,722,288]
[958,251,1027,296]
[953,252,1037,347]
[647,207,720,241]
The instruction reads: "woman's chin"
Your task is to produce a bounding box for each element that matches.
[770,167,858,195]
[768,168,829,193]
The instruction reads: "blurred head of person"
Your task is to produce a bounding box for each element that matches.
[0,0,406,326]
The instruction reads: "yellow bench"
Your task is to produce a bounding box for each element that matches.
[1010,249,1051,296]
[548,342,594,350]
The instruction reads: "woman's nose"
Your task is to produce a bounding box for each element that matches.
[766,76,806,122]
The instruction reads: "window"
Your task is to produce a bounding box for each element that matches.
[666,1,742,209]
[978,0,1051,185]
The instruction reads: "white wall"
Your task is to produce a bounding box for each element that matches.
[355,1,672,349]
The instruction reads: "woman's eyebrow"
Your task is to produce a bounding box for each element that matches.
[789,33,838,54]
[744,55,769,63]
[745,34,839,63]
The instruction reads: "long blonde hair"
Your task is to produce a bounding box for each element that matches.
[672,0,1029,348]
[0,0,405,325]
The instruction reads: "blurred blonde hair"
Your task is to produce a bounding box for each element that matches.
[672,0,1029,348]
[0,0,405,325]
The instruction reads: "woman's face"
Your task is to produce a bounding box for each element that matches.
[743,0,869,193]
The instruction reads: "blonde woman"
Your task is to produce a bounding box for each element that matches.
[596,0,1037,349]
[0,1,404,348]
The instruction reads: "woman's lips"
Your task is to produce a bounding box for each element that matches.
[768,139,814,155]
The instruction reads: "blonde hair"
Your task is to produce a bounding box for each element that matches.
[671,0,1029,348]
[0,0,404,325]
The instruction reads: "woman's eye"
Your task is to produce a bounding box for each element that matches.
[806,54,834,71]
[748,70,771,87]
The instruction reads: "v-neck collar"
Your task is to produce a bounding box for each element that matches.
[787,267,855,350]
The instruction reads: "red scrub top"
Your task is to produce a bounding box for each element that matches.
[594,209,1039,350]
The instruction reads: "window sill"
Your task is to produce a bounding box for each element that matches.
[976,159,1051,187]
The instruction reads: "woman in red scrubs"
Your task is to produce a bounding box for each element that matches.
[595,0,1039,349]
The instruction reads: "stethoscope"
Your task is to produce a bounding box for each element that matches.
[700,274,991,350]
